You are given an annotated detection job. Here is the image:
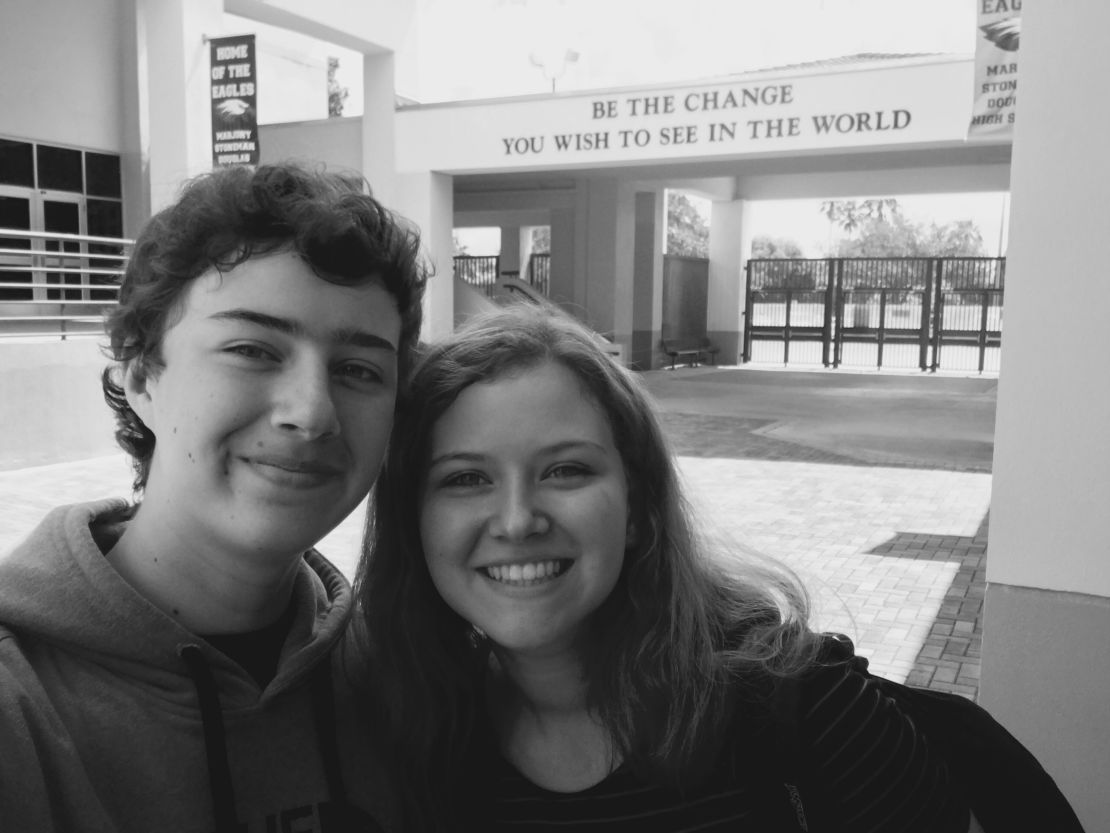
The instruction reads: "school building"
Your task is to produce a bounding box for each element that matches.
[1,2,1107,828]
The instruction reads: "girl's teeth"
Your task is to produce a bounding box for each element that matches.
[485,560,565,584]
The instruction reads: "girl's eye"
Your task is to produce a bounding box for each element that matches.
[441,471,487,489]
[546,463,590,480]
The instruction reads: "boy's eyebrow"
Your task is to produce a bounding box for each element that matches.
[209,309,397,352]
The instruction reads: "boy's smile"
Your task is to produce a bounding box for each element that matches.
[125,249,401,573]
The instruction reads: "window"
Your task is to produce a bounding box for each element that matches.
[0,139,34,188]
[37,145,84,193]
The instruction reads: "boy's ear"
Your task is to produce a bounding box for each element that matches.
[122,362,155,429]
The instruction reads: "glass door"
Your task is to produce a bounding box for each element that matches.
[0,187,34,301]
[39,192,86,301]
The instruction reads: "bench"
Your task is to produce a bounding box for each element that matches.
[660,337,719,369]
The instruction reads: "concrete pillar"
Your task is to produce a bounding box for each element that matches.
[133,0,223,212]
[394,171,455,341]
[549,207,576,308]
[981,2,1110,830]
[499,224,521,277]
[571,178,635,356]
[519,227,537,284]
[362,52,397,204]
[708,198,748,363]
[631,190,664,369]
[612,182,636,353]
[119,0,151,235]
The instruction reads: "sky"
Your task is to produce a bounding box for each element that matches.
[235,0,980,118]
[228,1,1006,256]
[413,0,978,102]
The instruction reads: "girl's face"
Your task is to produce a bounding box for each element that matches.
[420,361,629,660]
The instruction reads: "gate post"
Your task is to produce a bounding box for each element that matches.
[742,259,753,362]
[833,258,844,368]
[822,258,835,367]
[920,258,935,371]
[783,289,793,366]
[978,290,990,373]
[931,258,945,371]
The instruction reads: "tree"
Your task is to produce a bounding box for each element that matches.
[530,226,550,253]
[452,232,468,256]
[666,192,709,257]
[823,199,986,257]
[820,198,900,235]
[327,57,349,117]
[751,235,804,258]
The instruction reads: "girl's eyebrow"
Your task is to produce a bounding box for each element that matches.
[208,309,397,352]
[427,451,484,469]
[428,440,609,470]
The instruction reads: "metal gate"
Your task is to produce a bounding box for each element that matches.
[743,257,1004,373]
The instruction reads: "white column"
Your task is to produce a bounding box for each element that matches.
[361,52,397,205]
[136,0,223,212]
[548,207,575,307]
[982,1,1110,830]
[569,177,636,353]
[499,225,522,277]
[631,189,664,368]
[394,171,455,341]
[708,198,748,363]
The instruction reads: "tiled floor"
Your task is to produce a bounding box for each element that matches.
[0,366,994,698]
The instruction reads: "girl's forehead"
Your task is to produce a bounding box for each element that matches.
[429,361,614,442]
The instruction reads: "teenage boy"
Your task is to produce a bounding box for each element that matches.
[0,163,426,832]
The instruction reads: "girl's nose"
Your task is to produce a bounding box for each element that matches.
[488,483,550,541]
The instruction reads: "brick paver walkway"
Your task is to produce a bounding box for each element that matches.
[659,408,990,698]
[0,378,992,699]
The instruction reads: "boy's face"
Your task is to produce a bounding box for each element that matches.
[127,249,401,567]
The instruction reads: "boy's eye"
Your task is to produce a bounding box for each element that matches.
[335,362,384,384]
[226,343,276,361]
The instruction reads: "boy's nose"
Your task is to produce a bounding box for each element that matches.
[271,363,340,440]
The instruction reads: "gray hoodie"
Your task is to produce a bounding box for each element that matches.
[0,499,395,832]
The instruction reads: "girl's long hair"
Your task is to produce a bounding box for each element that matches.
[349,304,817,831]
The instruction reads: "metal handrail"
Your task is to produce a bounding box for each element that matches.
[0,246,128,261]
[0,228,135,246]
[0,227,132,340]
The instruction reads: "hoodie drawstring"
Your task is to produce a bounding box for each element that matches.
[179,643,239,833]
[179,644,354,832]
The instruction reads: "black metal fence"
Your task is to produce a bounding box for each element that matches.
[453,255,500,297]
[528,253,550,296]
[744,257,1004,373]
[454,253,551,298]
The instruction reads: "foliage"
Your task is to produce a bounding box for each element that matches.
[327,57,349,118]
[751,235,804,259]
[452,232,468,256]
[666,192,709,257]
[820,198,900,235]
[822,199,986,257]
[530,226,550,253]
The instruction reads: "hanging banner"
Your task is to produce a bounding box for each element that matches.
[968,2,1020,137]
[209,34,259,166]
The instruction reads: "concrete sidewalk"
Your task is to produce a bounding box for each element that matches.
[0,365,994,697]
